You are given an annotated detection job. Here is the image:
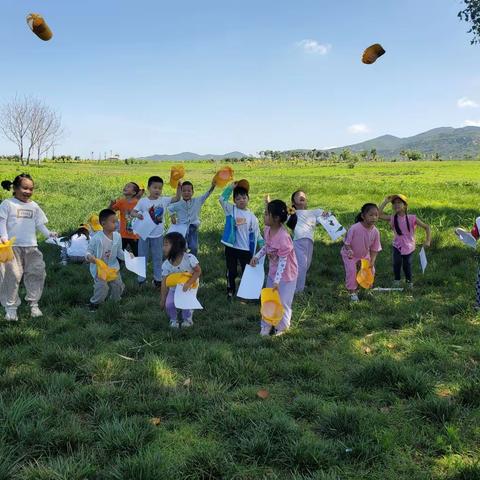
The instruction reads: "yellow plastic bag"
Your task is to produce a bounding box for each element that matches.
[0,237,16,263]
[88,214,103,232]
[213,166,234,187]
[26,13,53,41]
[362,43,385,64]
[260,288,284,326]
[165,272,199,289]
[95,259,118,282]
[170,165,185,189]
[356,259,374,289]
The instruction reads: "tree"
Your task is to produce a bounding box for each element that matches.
[459,0,480,44]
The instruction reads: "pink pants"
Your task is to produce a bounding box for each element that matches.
[341,251,374,291]
[294,238,314,293]
[261,276,296,333]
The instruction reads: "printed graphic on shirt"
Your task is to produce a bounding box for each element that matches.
[17,209,33,219]
[149,205,164,225]
[236,217,247,226]
[125,210,134,233]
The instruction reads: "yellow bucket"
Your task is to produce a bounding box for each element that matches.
[260,288,284,326]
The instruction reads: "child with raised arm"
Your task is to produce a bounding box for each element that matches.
[160,232,202,328]
[85,209,126,310]
[0,174,57,321]
[378,194,431,289]
[167,180,216,256]
[250,200,298,336]
[219,180,263,299]
[341,203,382,302]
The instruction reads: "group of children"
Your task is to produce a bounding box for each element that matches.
[0,169,458,336]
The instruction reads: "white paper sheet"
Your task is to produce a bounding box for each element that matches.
[167,223,188,237]
[123,250,146,277]
[132,215,156,241]
[45,237,67,248]
[174,284,203,310]
[318,214,346,241]
[455,228,477,249]
[419,247,427,274]
[237,257,265,299]
[372,287,404,292]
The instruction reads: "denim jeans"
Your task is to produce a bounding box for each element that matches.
[186,225,199,256]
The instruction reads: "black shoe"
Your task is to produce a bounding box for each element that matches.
[227,292,234,302]
[152,280,162,288]
[87,303,99,312]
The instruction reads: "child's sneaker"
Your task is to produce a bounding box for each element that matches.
[30,304,43,318]
[169,320,179,329]
[350,293,360,303]
[182,318,193,328]
[5,308,18,322]
[274,328,287,337]
[260,325,272,336]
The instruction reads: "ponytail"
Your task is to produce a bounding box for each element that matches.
[355,203,378,223]
[1,174,33,194]
[393,210,411,236]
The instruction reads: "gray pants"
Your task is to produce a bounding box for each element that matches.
[0,247,46,309]
[90,275,125,305]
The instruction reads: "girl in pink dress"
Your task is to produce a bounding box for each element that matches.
[251,200,298,336]
[378,195,431,289]
[341,203,382,302]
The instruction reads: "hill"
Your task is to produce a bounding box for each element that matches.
[326,126,480,158]
[139,151,247,161]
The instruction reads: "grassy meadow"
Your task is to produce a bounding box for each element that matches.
[0,160,480,479]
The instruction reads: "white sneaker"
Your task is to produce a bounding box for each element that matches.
[350,293,360,303]
[182,318,193,328]
[274,328,287,337]
[260,325,272,336]
[5,308,18,322]
[169,320,180,329]
[30,305,43,318]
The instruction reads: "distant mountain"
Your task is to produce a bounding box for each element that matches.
[326,127,480,158]
[139,151,247,161]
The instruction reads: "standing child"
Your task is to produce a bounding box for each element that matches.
[60,225,90,265]
[341,203,382,302]
[378,194,431,289]
[250,200,298,336]
[0,174,57,321]
[286,190,328,293]
[470,216,480,309]
[85,209,126,310]
[132,176,180,287]
[168,180,216,256]
[219,181,263,299]
[160,232,201,328]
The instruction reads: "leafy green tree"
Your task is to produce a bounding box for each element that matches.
[459,0,480,44]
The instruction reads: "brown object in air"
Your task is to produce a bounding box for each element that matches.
[27,13,53,41]
[362,43,385,64]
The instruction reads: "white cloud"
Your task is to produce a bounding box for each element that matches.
[457,97,479,108]
[296,39,331,55]
[347,123,370,134]
[463,119,480,127]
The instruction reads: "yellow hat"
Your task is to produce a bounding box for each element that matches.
[88,214,103,232]
[213,166,234,187]
[26,13,53,41]
[170,166,185,189]
[362,43,386,64]
[356,259,374,289]
[260,288,284,326]
[165,272,199,289]
[391,194,408,205]
[0,237,16,263]
[95,259,118,282]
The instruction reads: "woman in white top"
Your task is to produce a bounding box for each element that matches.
[0,174,57,321]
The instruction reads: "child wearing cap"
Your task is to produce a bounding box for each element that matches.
[219,180,263,299]
[379,194,431,289]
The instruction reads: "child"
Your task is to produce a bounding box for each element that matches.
[60,225,90,265]
[286,190,328,293]
[160,232,201,328]
[219,181,263,299]
[0,174,57,321]
[470,216,480,309]
[168,180,216,256]
[85,209,125,310]
[341,203,382,302]
[110,182,141,256]
[132,176,180,286]
[378,194,431,289]
[250,200,298,336]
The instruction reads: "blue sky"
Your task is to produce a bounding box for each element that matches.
[1,0,479,157]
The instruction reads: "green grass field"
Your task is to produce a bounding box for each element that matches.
[0,160,480,480]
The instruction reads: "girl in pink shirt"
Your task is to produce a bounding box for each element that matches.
[378,195,431,289]
[251,200,298,336]
[341,203,382,302]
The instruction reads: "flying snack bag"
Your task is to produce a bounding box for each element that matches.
[27,13,53,41]
[170,165,185,189]
[362,43,385,64]
[213,166,234,187]
[260,288,284,326]
[356,258,374,289]
[0,237,16,263]
[165,272,199,289]
[95,259,118,282]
